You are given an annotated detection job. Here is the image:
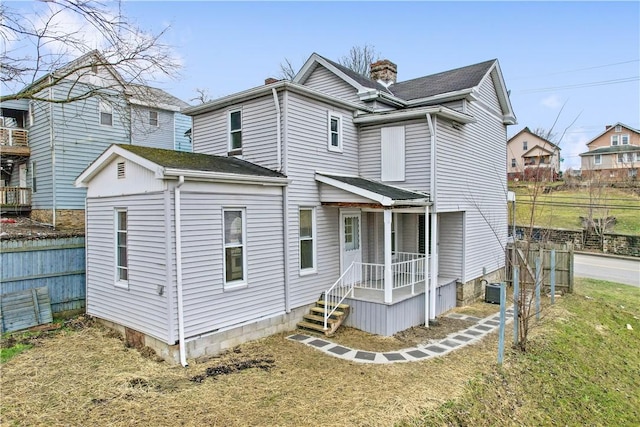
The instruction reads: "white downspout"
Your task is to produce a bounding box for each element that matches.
[272,88,282,172]
[426,113,437,320]
[174,175,188,366]
[424,204,430,326]
[282,90,290,312]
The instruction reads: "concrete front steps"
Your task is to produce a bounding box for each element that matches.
[297,300,350,337]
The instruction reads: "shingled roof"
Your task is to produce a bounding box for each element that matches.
[579,145,640,156]
[119,145,285,178]
[319,55,393,94]
[388,59,496,101]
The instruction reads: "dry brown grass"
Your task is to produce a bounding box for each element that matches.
[451,300,504,318]
[1,321,505,426]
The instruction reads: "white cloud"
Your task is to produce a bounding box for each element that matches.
[541,94,563,109]
[559,127,591,171]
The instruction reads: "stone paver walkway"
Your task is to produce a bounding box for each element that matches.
[286,308,513,364]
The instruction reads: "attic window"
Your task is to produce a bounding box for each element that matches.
[615,125,621,132]
[91,63,98,74]
[117,162,125,179]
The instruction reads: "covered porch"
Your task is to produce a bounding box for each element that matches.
[316,172,457,334]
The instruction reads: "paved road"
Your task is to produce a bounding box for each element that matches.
[574,253,640,287]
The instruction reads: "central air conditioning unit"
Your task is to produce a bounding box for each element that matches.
[485,283,502,304]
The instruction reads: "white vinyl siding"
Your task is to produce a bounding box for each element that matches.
[381,126,405,182]
[302,64,365,105]
[192,95,279,170]
[359,120,430,192]
[85,193,171,343]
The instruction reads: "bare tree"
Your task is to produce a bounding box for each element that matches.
[1,0,180,104]
[278,58,297,81]
[338,44,379,77]
[191,88,212,104]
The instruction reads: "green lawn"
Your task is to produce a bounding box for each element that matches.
[404,278,640,426]
[510,185,640,235]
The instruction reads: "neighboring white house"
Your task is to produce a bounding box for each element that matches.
[76,53,516,365]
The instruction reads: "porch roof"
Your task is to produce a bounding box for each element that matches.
[315,172,430,207]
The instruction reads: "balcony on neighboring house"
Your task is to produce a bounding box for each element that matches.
[0,127,30,157]
[0,186,32,215]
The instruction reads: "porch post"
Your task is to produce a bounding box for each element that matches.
[383,209,393,303]
[424,205,430,327]
[429,211,437,320]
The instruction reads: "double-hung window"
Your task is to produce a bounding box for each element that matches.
[223,209,246,287]
[327,112,342,152]
[511,158,516,168]
[229,110,242,153]
[522,141,528,150]
[100,101,113,126]
[621,134,630,145]
[115,209,128,286]
[149,110,159,126]
[594,154,602,165]
[299,208,316,273]
[611,135,619,146]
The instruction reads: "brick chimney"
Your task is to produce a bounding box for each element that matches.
[370,60,397,86]
[265,77,279,85]
[605,125,612,130]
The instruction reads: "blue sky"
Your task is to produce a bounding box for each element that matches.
[9,1,640,170]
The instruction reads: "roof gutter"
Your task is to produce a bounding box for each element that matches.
[161,168,290,186]
[353,106,475,126]
[405,88,476,107]
[182,81,373,116]
[357,89,407,108]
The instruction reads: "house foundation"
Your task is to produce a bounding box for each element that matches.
[456,267,504,306]
[95,304,313,365]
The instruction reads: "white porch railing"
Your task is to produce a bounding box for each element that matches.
[323,262,357,330]
[323,253,428,321]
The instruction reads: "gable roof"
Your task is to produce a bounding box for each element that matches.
[388,60,495,101]
[508,127,560,150]
[125,84,190,111]
[522,145,555,157]
[76,144,287,187]
[579,144,640,156]
[294,53,516,124]
[586,122,640,146]
[316,172,430,207]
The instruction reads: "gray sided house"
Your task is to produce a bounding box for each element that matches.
[77,53,516,364]
[0,51,192,228]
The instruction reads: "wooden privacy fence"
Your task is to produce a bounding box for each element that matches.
[506,241,574,294]
[1,237,86,315]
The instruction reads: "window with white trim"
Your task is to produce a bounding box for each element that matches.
[621,134,630,145]
[327,112,342,152]
[100,101,113,126]
[381,126,406,181]
[611,135,620,146]
[594,154,602,165]
[615,125,622,132]
[343,216,360,251]
[115,209,128,286]
[149,110,159,126]
[223,209,246,286]
[299,208,316,272]
[511,158,516,168]
[523,141,528,150]
[228,110,242,153]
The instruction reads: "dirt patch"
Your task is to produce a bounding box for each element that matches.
[190,356,276,383]
[0,216,84,240]
[320,316,477,352]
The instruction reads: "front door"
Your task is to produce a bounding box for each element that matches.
[340,211,362,280]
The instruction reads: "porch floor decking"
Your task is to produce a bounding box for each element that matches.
[351,276,458,305]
